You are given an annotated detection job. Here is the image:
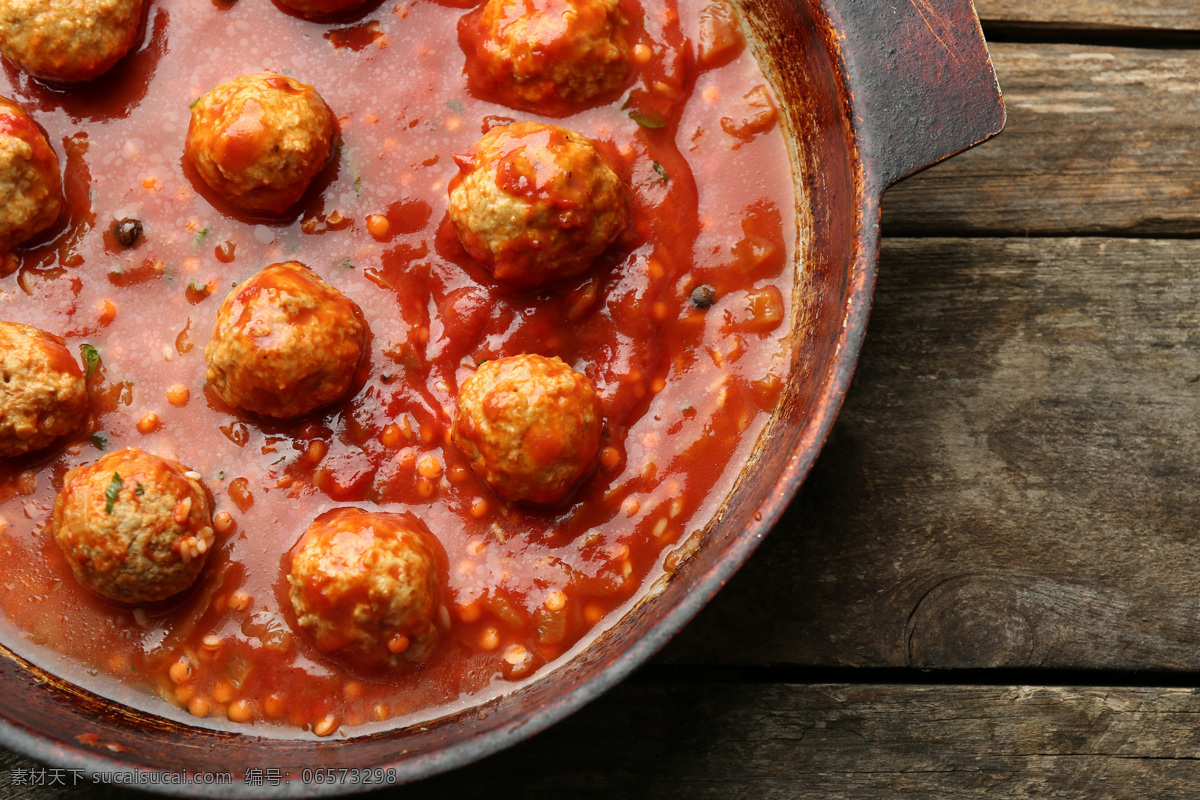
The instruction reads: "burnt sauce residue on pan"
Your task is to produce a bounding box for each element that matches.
[0,0,801,737]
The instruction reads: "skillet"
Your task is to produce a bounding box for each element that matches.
[0,0,1004,792]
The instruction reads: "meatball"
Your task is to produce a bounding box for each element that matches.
[288,508,447,670]
[462,0,629,110]
[453,354,601,504]
[0,322,86,457]
[448,121,626,286]
[205,261,366,419]
[0,97,62,254]
[274,0,369,19]
[0,0,145,83]
[52,448,214,604]
[185,73,335,216]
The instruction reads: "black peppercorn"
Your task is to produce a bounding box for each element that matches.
[113,218,143,248]
[690,285,717,308]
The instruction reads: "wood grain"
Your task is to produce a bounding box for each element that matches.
[882,43,1200,236]
[408,684,1200,798]
[10,683,1200,798]
[976,0,1200,31]
[664,236,1200,669]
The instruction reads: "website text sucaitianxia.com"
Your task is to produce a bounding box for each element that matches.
[7,766,402,788]
[10,768,232,787]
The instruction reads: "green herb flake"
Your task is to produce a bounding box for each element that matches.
[629,110,666,129]
[217,470,226,480]
[621,94,633,111]
[193,226,210,246]
[340,257,355,269]
[652,161,670,182]
[90,433,108,451]
[80,344,100,380]
[447,100,465,113]
[104,473,123,513]
[135,482,145,496]
[188,96,200,110]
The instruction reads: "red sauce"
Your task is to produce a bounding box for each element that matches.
[214,100,268,173]
[0,0,797,737]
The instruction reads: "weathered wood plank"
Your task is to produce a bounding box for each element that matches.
[881,43,1200,236]
[976,0,1200,31]
[9,683,1200,798]
[665,237,1200,670]
[407,684,1200,798]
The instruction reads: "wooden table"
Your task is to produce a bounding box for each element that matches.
[6,0,1200,796]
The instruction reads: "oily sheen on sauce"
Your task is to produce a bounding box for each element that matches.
[0,0,797,737]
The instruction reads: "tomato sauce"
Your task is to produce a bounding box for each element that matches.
[0,0,797,737]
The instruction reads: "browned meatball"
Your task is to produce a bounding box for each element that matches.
[0,321,86,457]
[205,261,366,419]
[287,508,447,670]
[461,0,629,110]
[448,121,626,286]
[274,0,369,19]
[0,97,61,253]
[0,0,145,83]
[53,448,214,604]
[453,354,601,504]
[185,73,335,216]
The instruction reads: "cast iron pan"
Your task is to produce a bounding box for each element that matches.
[0,0,1004,793]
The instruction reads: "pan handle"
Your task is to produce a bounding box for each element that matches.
[821,0,1006,189]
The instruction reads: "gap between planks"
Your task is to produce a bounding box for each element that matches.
[633,664,1200,688]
